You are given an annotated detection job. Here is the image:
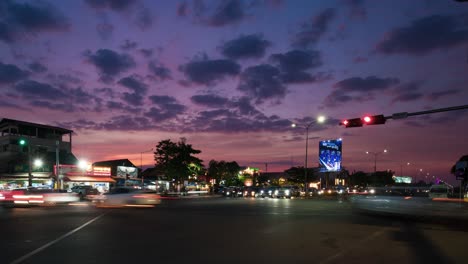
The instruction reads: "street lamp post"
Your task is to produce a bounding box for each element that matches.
[366,149,387,173]
[140,148,153,187]
[400,162,410,176]
[292,116,326,195]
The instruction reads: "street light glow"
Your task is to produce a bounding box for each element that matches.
[317,115,326,123]
[33,159,43,167]
[291,123,296,128]
[78,160,88,170]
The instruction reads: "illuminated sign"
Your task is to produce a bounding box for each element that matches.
[117,166,138,178]
[319,139,342,172]
[93,166,111,176]
[392,176,412,184]
[55,165,111,177]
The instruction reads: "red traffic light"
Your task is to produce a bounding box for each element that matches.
[363,116,372,123]
[342,120,349,126]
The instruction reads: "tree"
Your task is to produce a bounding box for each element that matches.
[207,160,240,185]
[154,138,203,183]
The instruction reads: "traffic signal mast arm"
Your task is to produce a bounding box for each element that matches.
[340,104,468,127]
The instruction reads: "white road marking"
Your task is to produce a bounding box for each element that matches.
[9,212,107,264]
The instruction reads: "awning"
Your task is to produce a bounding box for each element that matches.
[0,172,52,179]
[64,176,115,182]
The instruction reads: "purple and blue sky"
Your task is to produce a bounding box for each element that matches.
[1,0,468,183]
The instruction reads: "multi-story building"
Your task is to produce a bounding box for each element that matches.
[0,118,77,189]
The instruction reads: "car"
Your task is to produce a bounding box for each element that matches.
[0,188,79,207]
[93,187,161,208]
[242,187,258,197]
[272,186,300,198]
[71,185,99,200]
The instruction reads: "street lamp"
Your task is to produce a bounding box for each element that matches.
[291,115,326,194]
[140,148,154,187]
[400,162,410,176]
[33,159,43,168]
[366,149,387,173]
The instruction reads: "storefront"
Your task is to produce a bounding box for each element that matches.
[0,172,53,190]
[58,165,114,193]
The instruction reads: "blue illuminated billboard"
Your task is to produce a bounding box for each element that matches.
[319,139,342,172]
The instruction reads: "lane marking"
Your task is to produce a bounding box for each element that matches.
[9,212,107,264]
[318,227,389,264]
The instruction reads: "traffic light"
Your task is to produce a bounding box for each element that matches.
[340,115,387,128]
[363,114,386,125]
[18,139,27,145]
[339,118,363,128]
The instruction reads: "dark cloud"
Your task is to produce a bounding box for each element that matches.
[145,95,186,121]
[28,62,47,73]
[343,0,366,19]
[229,96,260,116]
[191,94,229,108]
[96,22,114,40]
[121,92,143,105]
[120,39,138,50]
[30,100,74,112]
[220,34,271,60]
[149,95,177,104]
[117,75,147,105]
[335,76,400,92]
[94,87,116,98]
[177,2,188,17]
[270,49,322,72]
[0,0,69,43]
[281,71,332,84]
[188,108,294,133]
[148,61,172,81]
[237,64,286,103]
[139,48,153,57]
[135,7,153,30]
[117,75,148,94]
[269,49,327,84]
[61,115,154,131]
[207,0,245,27]
[14,80,66,100]
[47,73,84,85]
[323,76,400,107]
[84,49,135,81]
[292,8,336,48]
[179,56,241,85]
[68,87,96,103]
[390,81,424,104]
[427,89,461,101]
[376,14,468,56]
[106,101,141,113]
[84,0,138,12]
[353,56,368,63]
[0,61,28,84]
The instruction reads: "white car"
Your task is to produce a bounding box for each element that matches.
[94,187,161,208]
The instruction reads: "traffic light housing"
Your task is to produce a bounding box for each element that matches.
[363,115,386,125]
[340,115,387,128]
[339,118,363,128]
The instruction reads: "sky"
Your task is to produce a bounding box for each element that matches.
[1,0,468,184]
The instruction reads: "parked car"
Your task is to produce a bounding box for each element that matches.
[93,187,161,208]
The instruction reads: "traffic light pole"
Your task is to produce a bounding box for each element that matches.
[28,145,32,187]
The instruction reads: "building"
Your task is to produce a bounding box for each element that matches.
[93,159,139,188]
[0,118,77,189]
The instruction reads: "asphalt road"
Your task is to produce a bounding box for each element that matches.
[1,197,467,264]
